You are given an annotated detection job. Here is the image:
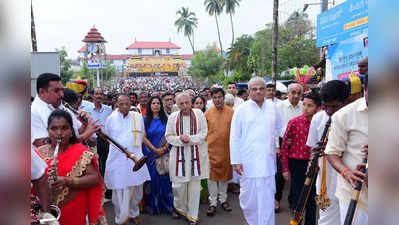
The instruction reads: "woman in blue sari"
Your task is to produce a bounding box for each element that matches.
[143,96,174,215]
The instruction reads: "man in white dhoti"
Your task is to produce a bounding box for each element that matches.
[165,93,209,225]
[230,77,282,225]
[306,80,349,225]
[104,94,151,225]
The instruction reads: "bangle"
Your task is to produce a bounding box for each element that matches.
[72,177,79,186]
[341,168,351,177]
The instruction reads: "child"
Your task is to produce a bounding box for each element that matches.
[280,90,322,225]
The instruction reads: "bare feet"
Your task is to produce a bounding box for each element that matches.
[130,216,142,225]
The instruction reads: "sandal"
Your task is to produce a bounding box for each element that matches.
[221,202,232,212]
[188,221,198,225]
[207,206,216,216]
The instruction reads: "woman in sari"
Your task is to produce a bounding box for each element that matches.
[35,109,107,225]
[142,96,174,215]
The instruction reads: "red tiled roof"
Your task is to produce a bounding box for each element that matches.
[78,54,132,61]
[126,41,181,49]
[78,46,86,53]
[181,54,193,60]
[82,27,106,43]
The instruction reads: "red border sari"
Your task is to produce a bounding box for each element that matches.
[35,143,107,225]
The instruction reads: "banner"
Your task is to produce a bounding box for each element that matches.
[326,35,368,80]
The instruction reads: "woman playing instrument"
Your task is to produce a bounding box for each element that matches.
[35,109,107,225]
[142,96,174,215]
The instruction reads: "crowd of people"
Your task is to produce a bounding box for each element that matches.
[115,76,196,94]
[30,57,368,225]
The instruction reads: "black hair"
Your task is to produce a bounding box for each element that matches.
[303,90,322,107]
[31,96,34,102]
[275,90,282,97]
[174,89,183,95]
[47,109,78,144]
[227,81,236,86]
[62,88,79,105]
[145,96,168,129]
[210,87,225,97]
[202,87,210,92]
[161,91,174,99]
[237,89,247,96]
[128,92,138,98]
[266,83,276,89]
[192,95,206,112]
[36,73,61,94]
[320,80,349,103]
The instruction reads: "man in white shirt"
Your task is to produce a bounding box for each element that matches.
[104,94,151,225]
[230,77,282,225]
[276,83,303,208]
[306,80,349,225]
[31,73,100,148]
[325,75,368,225]
[227,82,244,109]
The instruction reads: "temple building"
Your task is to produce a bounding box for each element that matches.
[78,39,193,77]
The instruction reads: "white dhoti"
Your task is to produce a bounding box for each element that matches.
[208,179,228,207]
[319,198,340,225]
[339,200,368,225]
[172,180,201,222]
[240,176,275,225]
[112,185,143,225]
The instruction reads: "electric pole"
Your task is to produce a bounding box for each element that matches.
[271,0,278,84]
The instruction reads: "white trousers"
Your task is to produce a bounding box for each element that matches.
[112,185,143,225]
[239,176,275,225]
[208,179,228,206]
[319,198,341,225]
[172,180,201,222]
[339,200,368,225]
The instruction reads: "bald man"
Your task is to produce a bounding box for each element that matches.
[165,93,209,225]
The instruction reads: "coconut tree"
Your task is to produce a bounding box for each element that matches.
[175,7,198,54]
[204,0,225,56]
[223,0,241,47]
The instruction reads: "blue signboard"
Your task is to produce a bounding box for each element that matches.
[317,0,368,47]
[326,35,368,80]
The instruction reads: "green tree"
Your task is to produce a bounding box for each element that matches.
[225,34,254,81]
[189,43,224,84]
[223,0,241,47]
[56,46,73,85]
[248,11,319,79]
[204,0,225,55]
[175,7,198,54]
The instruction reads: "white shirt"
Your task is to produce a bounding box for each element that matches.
[233,96,244,110]
[80,100,94,111]
[104,110,150,189]
[31,96,81,145]
[230,99,282,178]
[206,99,214,110]
[31,149,47,180]
[84,104,112,132]
[277,99,303,137]
[306,110,338,200]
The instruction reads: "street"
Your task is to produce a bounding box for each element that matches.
[104,188,292,225]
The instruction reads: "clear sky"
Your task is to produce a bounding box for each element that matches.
[33,0,323,59]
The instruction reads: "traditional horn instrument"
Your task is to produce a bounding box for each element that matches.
[343,152,368,225]
[290,118,331,225]
[39,138,62,224]
[64,103,147,171]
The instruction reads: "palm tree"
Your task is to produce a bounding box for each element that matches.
[223,0,241,47]
[175,7,198,54]
[204,0,224,56]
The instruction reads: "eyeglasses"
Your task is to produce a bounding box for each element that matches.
[250,87,265,92]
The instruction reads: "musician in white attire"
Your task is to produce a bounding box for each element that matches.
[104,94,150,225]
[306,80,350,225]
[230,77,282,225]
[165,92,209,225]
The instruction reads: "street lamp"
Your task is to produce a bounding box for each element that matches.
[82,26,107,88]
[303,1,334,12]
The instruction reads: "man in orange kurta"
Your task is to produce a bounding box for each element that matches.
[204,88,234,216]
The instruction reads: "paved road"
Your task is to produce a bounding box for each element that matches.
[104,188,292,225]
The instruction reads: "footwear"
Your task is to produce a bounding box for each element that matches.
[172,211,180,219]
[188,220,199,225]
[207,206,216,216]
[275,200,281,213]
[130,216,142,225]
[221,202,232,212]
